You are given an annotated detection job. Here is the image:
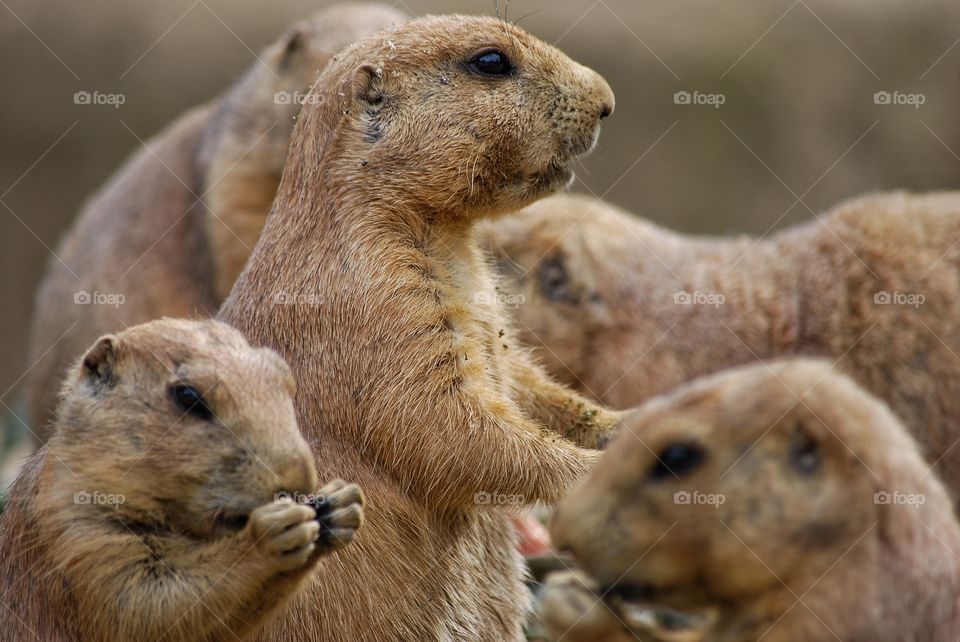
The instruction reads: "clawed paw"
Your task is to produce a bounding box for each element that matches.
[540,571,635,642]
[249,500,321,573]
[540,571,707,642]
[307,479,365,554]
[248,479,364,573]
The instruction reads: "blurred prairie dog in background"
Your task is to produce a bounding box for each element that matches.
[547,359,960,641]
[485,190,960,502]
[26,3,409,442]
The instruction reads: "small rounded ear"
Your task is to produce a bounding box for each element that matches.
[278,22,310,69]
[352,63,384,107]
[82,335,119,388]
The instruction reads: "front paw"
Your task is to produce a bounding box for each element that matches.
[249,499,321,574]
[595,409,631,450]
[573,408,624,450]
[307,479,365,555]
[540,571,635,642]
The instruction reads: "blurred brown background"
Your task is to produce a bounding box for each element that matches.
[2,0,960,455]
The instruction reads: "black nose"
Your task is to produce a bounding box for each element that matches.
[599,102,613,119]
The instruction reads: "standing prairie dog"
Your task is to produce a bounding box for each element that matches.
[547,360,960,642]
[26,3,409,441]
[0,319,364,642]
[485,191,960,502]
[219,14,621,641]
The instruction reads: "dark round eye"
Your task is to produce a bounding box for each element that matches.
[538,256,573,303]
[789,430,820,475]
[649,442,706,480]
[468,49,513,76]
[172,384,213,421]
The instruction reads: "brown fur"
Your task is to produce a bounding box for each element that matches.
[0,319,365,641]
[485,191,960,501]
[549,360,960,642]
[25,3,409,441]
[218,15,620,641]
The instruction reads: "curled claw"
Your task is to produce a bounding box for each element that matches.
[249,501,320,573]
[307,480,366,549]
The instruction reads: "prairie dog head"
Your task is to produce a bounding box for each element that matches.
[288,14,615,219]
[205,3,410,174]
[50,319,317,539]
[261,3,410,115]
[551,360,935,612]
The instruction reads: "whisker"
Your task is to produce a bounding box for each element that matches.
[512,9,542,26]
